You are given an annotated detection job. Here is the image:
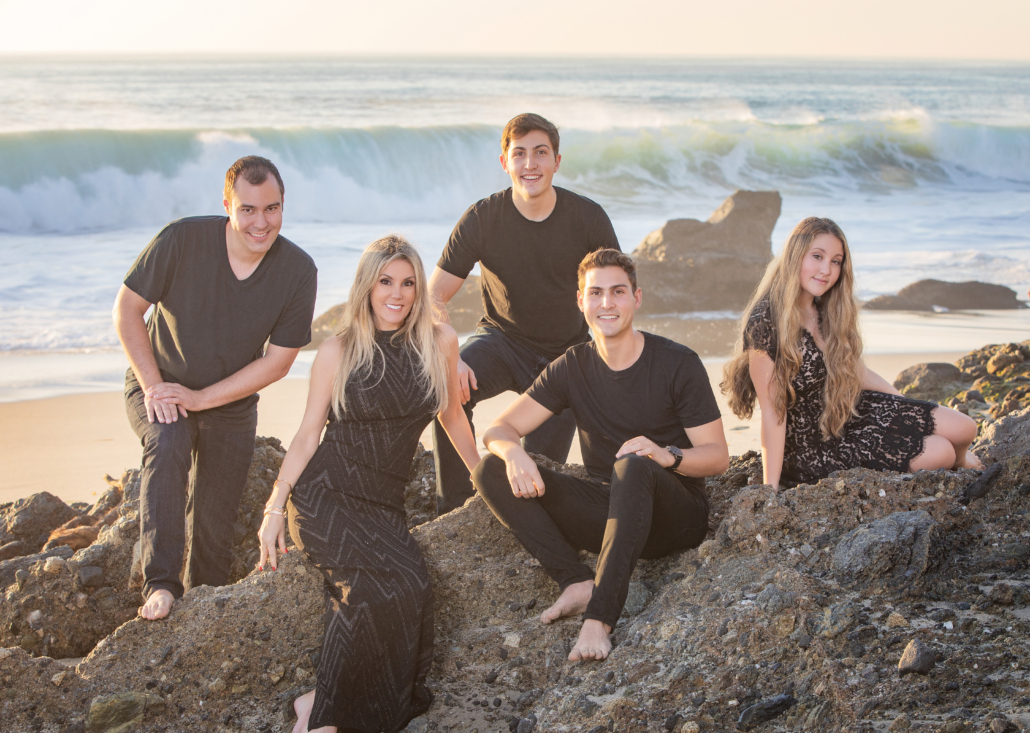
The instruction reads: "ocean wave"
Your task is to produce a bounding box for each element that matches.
[1,117,1029,234]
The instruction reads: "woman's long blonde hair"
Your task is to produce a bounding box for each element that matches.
[722,217,863,440]
[330,235,449,418]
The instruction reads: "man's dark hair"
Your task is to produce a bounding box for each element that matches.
[501,113,560,157]
[578,249,637,292]
[224,156,285,202]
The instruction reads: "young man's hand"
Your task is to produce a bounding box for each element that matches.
[502,446,547,498]
[616,436,675,468]
[456,358,478,404]
[146,382,208,415]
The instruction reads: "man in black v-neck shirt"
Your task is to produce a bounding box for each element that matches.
[429,113,620,514]
[113,156,317,621]
[473,249,729,662]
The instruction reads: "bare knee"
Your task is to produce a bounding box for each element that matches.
[910,435,956,472]
[933,406,978,447]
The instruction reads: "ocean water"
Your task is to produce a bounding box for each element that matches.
[1,57,1029,397]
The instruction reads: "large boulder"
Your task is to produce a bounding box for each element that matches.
[831,510,940,586]
[0,491,81,555]
[632,190,781,313]
[865,280,1026,311]
[892,362,964,401]
[977,406,1030,464]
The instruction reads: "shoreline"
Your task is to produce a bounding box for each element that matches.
[0,350,968,506]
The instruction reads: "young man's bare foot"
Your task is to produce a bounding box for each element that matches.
[540,579,594,624]
[138,589,174,620]
[957,450,983,471]
[569,619,612,661]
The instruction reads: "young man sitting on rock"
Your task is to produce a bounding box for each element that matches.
[472,249,729,660]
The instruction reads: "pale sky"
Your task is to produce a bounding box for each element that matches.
[1,0,1028,59]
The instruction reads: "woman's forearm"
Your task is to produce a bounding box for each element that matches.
[759,410,786,489]
[266,429,321,508]
[439,404,481,473]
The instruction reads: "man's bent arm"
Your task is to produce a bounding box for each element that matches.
[483,394,555,498]
[113,285,182,424]
[428,266,466,325]
[148,343,299,413]
[680,418,731,476]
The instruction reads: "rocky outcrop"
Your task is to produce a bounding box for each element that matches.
[0,491,81,556]
[865,280,1026,311]
[632,190,781,313]
[10,340,1030,732]
[6,450,1030,732]
[894,339,1030,422]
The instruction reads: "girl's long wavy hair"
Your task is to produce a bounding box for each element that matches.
[330,235,449,419]
[722,217,864,440]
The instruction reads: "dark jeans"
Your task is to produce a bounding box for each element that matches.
[473,453,709,628]
[125,379,255,600]
[433,327,576,514]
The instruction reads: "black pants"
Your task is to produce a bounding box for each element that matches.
[433,327,576,514]
[125,377,255,600]
[473,453,709,628]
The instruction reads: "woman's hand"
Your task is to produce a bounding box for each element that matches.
[258,512,288,571]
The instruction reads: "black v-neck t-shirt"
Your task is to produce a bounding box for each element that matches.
[124,215,317,429]
[526,332,721,491]
[438,187,619,360]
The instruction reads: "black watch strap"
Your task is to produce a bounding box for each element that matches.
[665,445,683,471]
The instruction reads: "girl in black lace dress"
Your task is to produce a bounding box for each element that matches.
[256,237,480,733]
[723,217,981,489]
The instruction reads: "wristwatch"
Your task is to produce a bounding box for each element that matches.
[665,445,683,471]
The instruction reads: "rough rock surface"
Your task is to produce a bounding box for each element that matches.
[865,280,1026,311]
[9,342,1030,732]
[0,437,286,660]
[894,340,1030,423]
[632,190,781,314]
[0,492,81,555]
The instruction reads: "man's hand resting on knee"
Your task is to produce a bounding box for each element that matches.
[503,446,546,498]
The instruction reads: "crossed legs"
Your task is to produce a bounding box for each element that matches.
[911,406,982,472]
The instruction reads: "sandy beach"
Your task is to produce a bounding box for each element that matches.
[0,349,969,506]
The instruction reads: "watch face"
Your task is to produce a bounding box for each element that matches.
[668,446,683,458]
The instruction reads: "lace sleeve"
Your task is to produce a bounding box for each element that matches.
[744,301,778,359]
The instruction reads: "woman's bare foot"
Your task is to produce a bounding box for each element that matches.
[540,580,594,624]
[569,619,612,661]
[956,450,984,471]
[138,589,174,620]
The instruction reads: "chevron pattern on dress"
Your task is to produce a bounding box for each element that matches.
[286,331,437,732]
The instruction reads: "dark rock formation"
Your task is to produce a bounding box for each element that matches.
[893,340,1030,422]
[865,279,1026,311]
[832,510,939,586]
[0,491,80,555]
[632,190,781,314]
[897,639,936,676]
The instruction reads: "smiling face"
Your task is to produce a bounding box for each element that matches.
[224,176,284,258]
[370,258,417,331]
[799,232,845,300]
[500,129,561,201]
[577,265,641,340]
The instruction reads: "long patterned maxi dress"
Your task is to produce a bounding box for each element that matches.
[745,300,938,485]
[288,330,437,732]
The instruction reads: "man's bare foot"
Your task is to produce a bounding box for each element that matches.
[569,619,612,661]
[957,450,984,471]
[138,589,174,620]
[540,580,594,624]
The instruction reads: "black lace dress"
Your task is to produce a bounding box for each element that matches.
[287,330,438,732]
[744,301,937,484]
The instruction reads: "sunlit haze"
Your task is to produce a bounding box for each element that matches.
[1,0,1028,59]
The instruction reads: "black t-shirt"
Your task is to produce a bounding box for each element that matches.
[124,215,318,429]
[438,187,620,360]
[526,332,721,492]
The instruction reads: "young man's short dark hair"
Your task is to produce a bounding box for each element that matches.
[501,113,560,156]
[577,248,637,292]
[224,155,285,202]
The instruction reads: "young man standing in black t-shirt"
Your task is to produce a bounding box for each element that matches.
[429,113,620,514]
[472,249,729,661]
[113,156,317,621]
